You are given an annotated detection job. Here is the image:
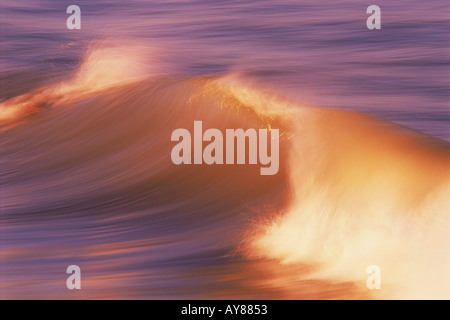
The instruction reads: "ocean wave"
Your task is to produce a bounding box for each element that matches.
[1,44,449,299]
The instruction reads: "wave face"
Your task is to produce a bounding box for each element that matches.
[1,44,449,299]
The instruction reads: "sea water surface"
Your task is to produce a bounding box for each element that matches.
[0,0,449,299]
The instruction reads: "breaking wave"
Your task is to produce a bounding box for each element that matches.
[1,43,449,299]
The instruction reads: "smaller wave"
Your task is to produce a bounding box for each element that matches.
[0,41,162,127]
